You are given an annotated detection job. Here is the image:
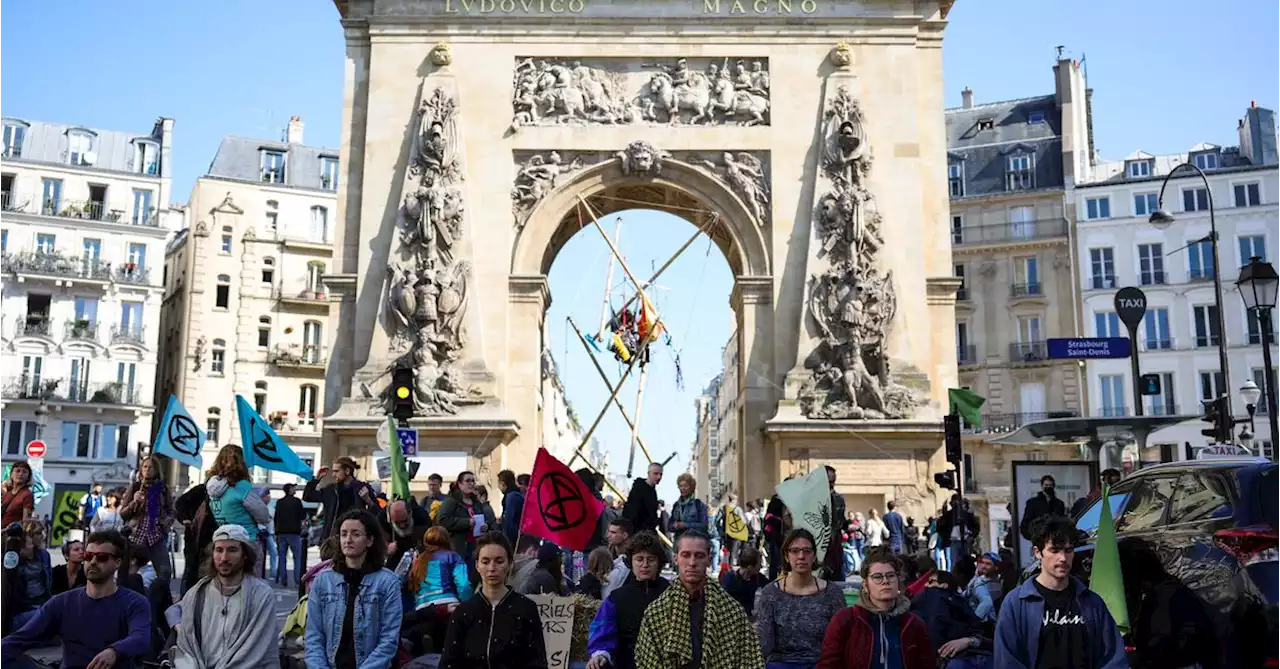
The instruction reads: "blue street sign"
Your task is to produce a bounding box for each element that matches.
[1046,337,1132,360]
[397,427,419,456]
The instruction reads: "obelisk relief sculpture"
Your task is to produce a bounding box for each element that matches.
[377,86,479,416]
[798,85,922,420]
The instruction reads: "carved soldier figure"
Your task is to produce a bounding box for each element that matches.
[732,60,753,91]
[668,57,690,89]
[750,61,770,95]
[413,274,440,340]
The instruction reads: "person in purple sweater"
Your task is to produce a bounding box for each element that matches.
[1,530,151,669]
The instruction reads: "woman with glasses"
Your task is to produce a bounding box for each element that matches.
[817,549,935,669]
[754,529,846,669]
[436,471,497,579]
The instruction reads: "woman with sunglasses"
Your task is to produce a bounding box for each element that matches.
[818,549,935,669]
[754,529,847,669]
[435,471,496,578]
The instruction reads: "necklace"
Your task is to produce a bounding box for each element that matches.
[217,581,243,616]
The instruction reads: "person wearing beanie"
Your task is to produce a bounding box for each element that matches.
[964,552,1004,622]
[173,524,282,669]
[522,541,569,596]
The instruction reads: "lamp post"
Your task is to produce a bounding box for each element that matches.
[1236,256,1279,452]
[1149,162,1231,413]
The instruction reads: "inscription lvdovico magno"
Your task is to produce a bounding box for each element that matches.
[441,0,820,16]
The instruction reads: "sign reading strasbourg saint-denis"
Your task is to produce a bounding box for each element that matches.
[1046,337,1132,360]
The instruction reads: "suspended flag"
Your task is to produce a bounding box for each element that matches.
[234,396,313,479]
[610,333,632,362]
[29,467,51,505]
[387,417,411,502]
[153,395,206,469]
[638,294,663,342]
[520,447,604,551]
[1089,484,1129,634]
[725,506,749,542]
[947,388,986,427]
[776,467,834,560]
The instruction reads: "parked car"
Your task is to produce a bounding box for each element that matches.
[1025,457,1277,668]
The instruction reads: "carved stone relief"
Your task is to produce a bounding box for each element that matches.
[510,57,770,128]
[798,85,924,420]
[378,86,482,417]
[510,145,771,229]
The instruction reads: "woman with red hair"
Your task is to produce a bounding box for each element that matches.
[401,526,472,655]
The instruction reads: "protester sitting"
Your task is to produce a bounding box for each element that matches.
[577,547,614,600]
[11,532,52,629]
[205,445,271,575]
[401,526,472,656]
[1,530,151,669]
[908,570,992,669]
[523,542,569,596]
[818,549,935,669]
[755,529,847,668]
[51,540,87,594]
[586,530,670,669]
[440,532,546,668]
[720,545,769,618]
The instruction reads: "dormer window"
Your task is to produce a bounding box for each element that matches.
[1127,160,1152,178]
[1006,153,1034,191]
[134,140,159,175]
[977,117,995,131]
[320,156,339,191]
[1027,111,1045,124]
[261,150,286,184]
[948,162,965,197]
[2,121,27,158]
[1192,152,1219,170]
[67,130,96,166]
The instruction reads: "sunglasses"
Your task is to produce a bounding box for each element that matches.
[84,551,119,564]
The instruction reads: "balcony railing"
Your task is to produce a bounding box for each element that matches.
[1,376,59,401]
[1139,272,1167,286]
[15,316,52,338]
[1,192,27,212]
[1089,275,1117,290]
[274,287,329,304]
[953,218,1068,246]
[1010,341,1049,363]
[268,344,327,367]
[14,198,159,227]
[956,287,970,301]
[1147,403,1180,417]
[110,325,146,346]
[1194,335,1220,348]
[4,251,112,281]
[1098,406,1130,418]
[1011,282,1043,298]
[64,320,100,341]
[5,377,143,405]
[114,265,150,285]
[66,382,145,405]
[962,411,1079,434]
[1141,338,1174,351]
[957,344,978,366]
[1189,267,1215,282]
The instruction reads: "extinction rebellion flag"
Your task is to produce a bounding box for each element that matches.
[520,448,604,551]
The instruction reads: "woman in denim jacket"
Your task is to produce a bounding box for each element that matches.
[306,510,404,669]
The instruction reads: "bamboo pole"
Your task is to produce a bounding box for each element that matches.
[566,316,656,466]
[595,217,624,340]
[626,362,650,479]
[568,448,673,548]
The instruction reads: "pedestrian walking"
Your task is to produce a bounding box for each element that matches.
[274,482,306,588]
[883,502,906,554]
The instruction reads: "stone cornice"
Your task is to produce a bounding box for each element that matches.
[925,276,963,306]
[509,274,552,308]
[732,275,773,307]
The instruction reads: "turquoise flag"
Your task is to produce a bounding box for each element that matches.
[235,395,313,479]
[154,395,206,468]
[776,467,834,560]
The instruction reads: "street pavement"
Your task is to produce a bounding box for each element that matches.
[27,546,318,664]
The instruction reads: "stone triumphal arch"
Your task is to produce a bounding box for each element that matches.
[322,0,963,511]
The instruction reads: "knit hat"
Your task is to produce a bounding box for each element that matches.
[212,524,253,545]
[536,542,561,562]
[981,551,1001,564]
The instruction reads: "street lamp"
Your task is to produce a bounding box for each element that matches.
[1149,161,1231,416]
[1236,256,1279,452]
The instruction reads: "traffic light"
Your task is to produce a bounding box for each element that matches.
[391,366,415,422]
[943,414,962,463]
[934,471,956,490]
[1200,395,1231,444]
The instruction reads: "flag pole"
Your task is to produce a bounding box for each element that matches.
[626,363,650,479]
[566,316,656,467]
[596,217,624,340]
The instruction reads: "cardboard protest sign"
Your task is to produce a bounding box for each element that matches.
[528,594,575,669]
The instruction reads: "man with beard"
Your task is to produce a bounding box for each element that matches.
[1,530,151,669]
[379,498,430,569]
[1019,475,1066,541]
[304,457,379,540]
[174,524,281,669]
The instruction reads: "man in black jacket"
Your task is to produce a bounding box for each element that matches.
[622,462,663,534]
[273,483,307,588]
[302,457,378,540]
[1019,474,1066,540]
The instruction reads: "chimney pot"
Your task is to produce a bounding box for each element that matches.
[961,87,974,109]
[286,116,305,145]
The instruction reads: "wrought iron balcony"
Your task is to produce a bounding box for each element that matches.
[268,344,327,368]
[274,287,329,307]
[22,198,159,227]
[1,375,59,401]
[15,316,52,338]
[1089,275,1117,290]
[110,325,146,346]
[1,192,27,212]
[953,218,1068,246]
[957,344,978,366]
[64,320,100,341]
[961,411,1079,434]
[1189,267,1215,282]
[1141,338,1174,352]
[1010,341,1049,363]
[4,251,112,281]
[114,265,150,285]
[65,382,144,405]
[1011,282,1043,298]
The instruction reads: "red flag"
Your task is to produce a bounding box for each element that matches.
[520,448,604,551]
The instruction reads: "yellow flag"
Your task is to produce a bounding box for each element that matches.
[726,507,749,541]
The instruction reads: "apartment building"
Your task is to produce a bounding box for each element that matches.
[690,330,739,506]
[540,348,585,465]
[156,117,338,487]
[0,115,175,511]
[1076,104,1278,462]
[945,58,1093,549]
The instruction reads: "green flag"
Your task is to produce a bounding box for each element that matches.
[1089,484,1129,634]
[387,418,411,502]
[948,388,985,427]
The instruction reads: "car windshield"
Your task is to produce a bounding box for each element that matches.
[1261,467,1277,529]
[1074,492,1130,535]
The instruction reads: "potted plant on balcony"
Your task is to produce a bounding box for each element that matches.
[72,318,92,338]
[268,410,288,429]
[91,382,123,404]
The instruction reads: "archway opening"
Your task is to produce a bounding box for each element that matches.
[542,200,737,507]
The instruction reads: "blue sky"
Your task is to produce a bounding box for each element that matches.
[4,0,1276,501]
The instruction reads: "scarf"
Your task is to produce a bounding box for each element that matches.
[134,480,165,546]
[633,579,764,669]
[175,575,281,669]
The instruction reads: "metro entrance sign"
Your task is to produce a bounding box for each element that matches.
[1047,337,1132,360]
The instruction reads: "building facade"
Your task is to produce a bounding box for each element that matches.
[1075,104,1278,463]
[1,115,176,512]
[945,59,1092,548]
[540,348,584,465]
[157,117,339,487]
